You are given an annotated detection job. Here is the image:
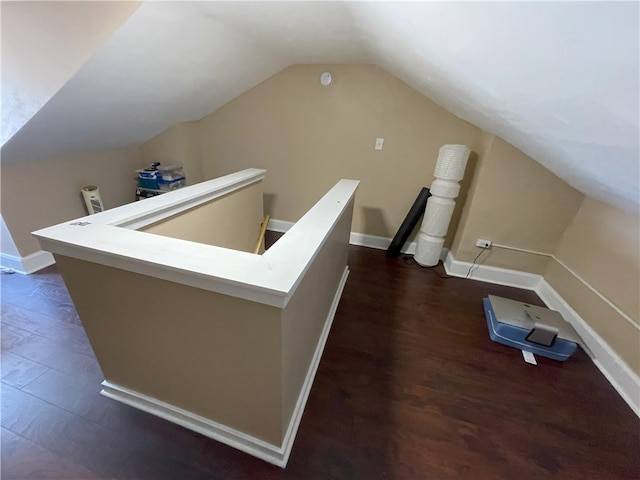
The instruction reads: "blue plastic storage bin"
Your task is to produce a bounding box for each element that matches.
[483,297,577,361]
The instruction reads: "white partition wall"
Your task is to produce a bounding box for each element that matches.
[33,169,359,467]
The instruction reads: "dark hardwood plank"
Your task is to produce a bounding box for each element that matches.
[21,368,106,417]
[2,384,136,478]
[1,428,102,480]
[1,324,103,383]
[1,302,94,356]
[0,350,49,389]
[1,269,81,324]
[1,324,35,352]
[115,449,214,480]
[1,243,638,479]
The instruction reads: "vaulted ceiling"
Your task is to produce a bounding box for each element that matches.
[2,1,638,212]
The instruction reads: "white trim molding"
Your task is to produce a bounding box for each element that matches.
[280,266,349,465]
[101,381,287,467]
[266,218,294,233]
[536,280,640,417]
[0,250,55,274]
[101,266,350,468]
[444,251,640,417]
[443,251,542,290]
[492,242,637,329]
[268,219,429,256]
[1,253,23,273]
[32,171,360,309]
[349,232,418,255]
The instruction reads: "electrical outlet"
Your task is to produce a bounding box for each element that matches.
[475,238,492,249]
[375,137,384,150]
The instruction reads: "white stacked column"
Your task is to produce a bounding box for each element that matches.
[414,144,470,267]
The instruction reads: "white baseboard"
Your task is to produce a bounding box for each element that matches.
[268,218,419,254]
[1,253,24,273]
[444,250,639,417]
[101,380,286,466]
[0,250,55,274]
[101,266,350,467]
[443,251,542,290]
[536,280,640,417]
[349,232,418,254]
[267,218,294,233]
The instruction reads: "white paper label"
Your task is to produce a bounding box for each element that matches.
[522,350,537,365]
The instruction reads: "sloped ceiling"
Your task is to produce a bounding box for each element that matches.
[2,1,638,212]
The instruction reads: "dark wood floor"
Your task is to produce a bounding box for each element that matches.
[2,237,638,479]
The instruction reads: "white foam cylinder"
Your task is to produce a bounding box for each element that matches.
[433,144,470,180]
[420,197,456,237]
[414,144,470,267]
[414,233,444,267]
[430,178,461,198]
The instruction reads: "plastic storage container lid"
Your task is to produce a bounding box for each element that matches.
[157,163,183,172]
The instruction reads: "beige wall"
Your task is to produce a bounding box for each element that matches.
[1,147,142,256]
[196,64,483,243]
[142,65,585,275]
[142,181,265,253]
[1,215,20,257]
[280,198,353,432]
[140,121,204,185]
[451,135,585,273]
[544,198,639,373]
[55,255,284,445]
[1,0,141,143]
